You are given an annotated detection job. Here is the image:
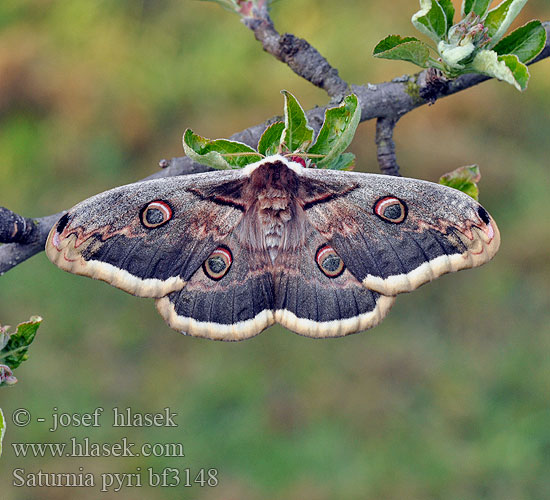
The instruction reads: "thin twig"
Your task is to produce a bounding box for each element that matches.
[242,5,349,99]
[375,117,400,176]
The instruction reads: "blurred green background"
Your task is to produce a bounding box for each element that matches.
[1,0,549,498]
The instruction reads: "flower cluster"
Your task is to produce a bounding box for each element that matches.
[374,0,546,91]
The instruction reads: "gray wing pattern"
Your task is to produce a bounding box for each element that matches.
[300,169,500,296]
[46,171,246,297]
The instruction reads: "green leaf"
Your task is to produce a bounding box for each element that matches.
[373,35,431,68]
[498,53,530,90]
[493,20,547,63]
[438,40,476,68]
[258,121,284,157]
[324,152,356,171]
[0,316,41,370]
[462,0,491,18]
[281,90,314,153]
[438,0,455,31]
[0,408,5,457]
[439,165,481,200]
[308,94,361,168]
[412,0,448,43]
[183,129,262,169]
[471,49,529,90]
[484,0,528,46]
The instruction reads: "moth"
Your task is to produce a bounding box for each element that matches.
[46,155,500,340]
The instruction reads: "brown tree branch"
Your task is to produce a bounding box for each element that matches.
[0,208,35,244]
[375,117,400,176]
[1,22,549,275]
[0,212,65,275]
[241,5,349,99]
